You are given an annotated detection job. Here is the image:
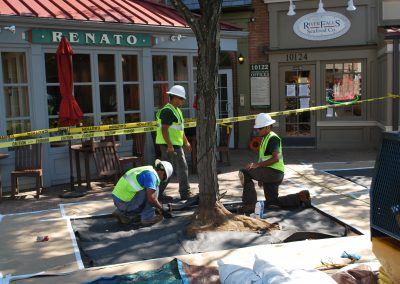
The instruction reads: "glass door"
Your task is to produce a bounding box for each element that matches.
[217,69,234,147]
[279,65,316,147]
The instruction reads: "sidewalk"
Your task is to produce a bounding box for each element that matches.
[0,148,379,283]
[0,148,377,215]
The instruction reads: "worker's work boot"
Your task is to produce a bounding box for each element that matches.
[112,209,131,224]
[180,191,195,201]
[237,204,255,215]
[298,190,312,208]
[141,214,164,227]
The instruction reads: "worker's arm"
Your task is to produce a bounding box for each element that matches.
[161,124,174,154]
[183,133,192,152]
[246,151,280,169]
[146,189,163,210]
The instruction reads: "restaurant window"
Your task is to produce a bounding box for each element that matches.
[324,62,362,118]
[1,52,31,135]
[98,54,117,126]
[173,56,189,116]
[45,53,94,129]
[122,54,140,140]
[152,55,169,110]
[152,54,194,118]
[45,53,93,147]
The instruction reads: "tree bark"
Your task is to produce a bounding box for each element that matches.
[171,0,275,235]
[171,0,222,211]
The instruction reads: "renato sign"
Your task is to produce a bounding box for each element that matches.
[27,29,153,47]
[293,11,350,41]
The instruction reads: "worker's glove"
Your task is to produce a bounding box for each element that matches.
[156,207,173,218]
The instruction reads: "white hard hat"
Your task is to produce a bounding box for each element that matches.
[254,113,276,128]
[155,159,173,179]
[167,85,186,99]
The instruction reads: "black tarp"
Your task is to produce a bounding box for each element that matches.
[72,207,350,267]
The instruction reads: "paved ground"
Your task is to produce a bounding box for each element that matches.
[0,147,380,283]
[0,148,377,215]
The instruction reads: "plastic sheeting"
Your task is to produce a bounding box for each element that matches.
[84,258,220,284]
[72,207,349,267]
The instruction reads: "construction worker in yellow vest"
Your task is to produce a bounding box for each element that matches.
[112,159,173,226]
[156,85,194,201]
[238,113,312,214]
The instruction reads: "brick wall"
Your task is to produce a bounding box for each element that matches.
[249,0,269,64]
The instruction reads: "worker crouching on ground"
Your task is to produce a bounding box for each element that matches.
[238,113,312,214]
[112,160,173,226]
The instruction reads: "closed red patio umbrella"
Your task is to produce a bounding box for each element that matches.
[57,36,83,191]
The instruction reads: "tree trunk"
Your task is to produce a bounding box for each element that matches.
[171,0,275,235]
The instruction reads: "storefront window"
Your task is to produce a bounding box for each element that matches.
[45,53,93,147]
[324,62,362,118]
[173,56,188,81]
[98,54,118,126]
[73,54,91,82]
[152,54,195,118]
[173,56,189,112]
[45,53,93,129]
[152,55,168,109]
[1,52,31,135]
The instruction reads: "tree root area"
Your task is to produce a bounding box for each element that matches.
[186,202,278,237]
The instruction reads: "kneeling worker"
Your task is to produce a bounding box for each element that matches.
[112,159,173,226]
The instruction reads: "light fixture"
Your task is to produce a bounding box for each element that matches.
[286,1,356,17]
[346,0,356,11]
[238,53,245,64]
[316,0,326,13]
[287,0,296,16]
[0,25,16,34]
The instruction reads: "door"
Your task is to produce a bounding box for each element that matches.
[279,65,316,147]
[217,69,234,147]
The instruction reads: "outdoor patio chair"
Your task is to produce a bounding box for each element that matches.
[216,124,232,166]
[92,141,121,184]
[11,143,43,198]
[118,132,146,172]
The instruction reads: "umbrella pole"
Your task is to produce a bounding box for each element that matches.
[69,140,75,191]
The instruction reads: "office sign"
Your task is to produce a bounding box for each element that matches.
[250,64,270,106]
[293,11,350,41]
[27,29,153,47]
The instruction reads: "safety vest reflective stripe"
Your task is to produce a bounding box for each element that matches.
[168,124,183,131]
[123,173,142,193]
[258,131,285,173]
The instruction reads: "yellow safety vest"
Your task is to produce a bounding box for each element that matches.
[258,131,285,173]
[155,103,184,146]
[112,166,160,202]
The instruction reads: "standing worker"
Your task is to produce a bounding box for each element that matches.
[238,113,311,214]
[156,85,194,201]
[112,160,173,226]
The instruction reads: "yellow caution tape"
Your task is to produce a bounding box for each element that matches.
[0,127,71,140]
[0,118,197,140]
[0,126,158,148]
[0,93,398,149]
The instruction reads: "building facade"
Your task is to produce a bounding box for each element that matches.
[214,0,399,149]
[0,0,245,190]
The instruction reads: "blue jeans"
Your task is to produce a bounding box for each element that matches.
[113,189,157,222]
[158,145,190,197]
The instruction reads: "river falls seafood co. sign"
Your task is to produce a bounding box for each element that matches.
[293,11,350,41]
